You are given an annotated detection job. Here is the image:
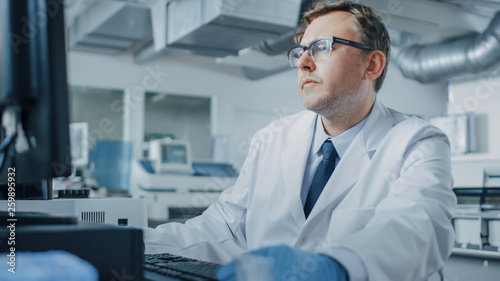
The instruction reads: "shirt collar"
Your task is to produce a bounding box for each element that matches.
[312,115,368,159]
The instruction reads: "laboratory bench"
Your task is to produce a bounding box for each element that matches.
[429,248,500,281]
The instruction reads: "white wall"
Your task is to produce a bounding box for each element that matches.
[69,86,124,143]
[143,94,212,159]
[67,50,448,167]
[379,63,448,119]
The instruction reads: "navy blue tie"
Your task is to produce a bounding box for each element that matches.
[304,140,338,218]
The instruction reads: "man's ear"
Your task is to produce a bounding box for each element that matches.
[364,50,386,81]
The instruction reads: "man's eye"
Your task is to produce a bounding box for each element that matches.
[314,42,329,52]
[293,50,303,59]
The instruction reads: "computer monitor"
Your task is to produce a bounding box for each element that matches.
[0,0,72,187]
[149,138,193,174]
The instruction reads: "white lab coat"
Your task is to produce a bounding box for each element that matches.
[142,98,457,281]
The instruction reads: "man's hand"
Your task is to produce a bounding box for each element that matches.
[216,245,348,281]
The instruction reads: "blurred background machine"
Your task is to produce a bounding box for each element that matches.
[130,138,238,223]
[435,160,500,281]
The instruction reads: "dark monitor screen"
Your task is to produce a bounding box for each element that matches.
[0,0,72,187]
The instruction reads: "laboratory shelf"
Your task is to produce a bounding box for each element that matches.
[452,248,500,259]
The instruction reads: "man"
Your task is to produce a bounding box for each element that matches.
[142,1,457,280]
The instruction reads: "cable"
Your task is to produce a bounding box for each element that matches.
[0,135,13,153]
[0,134,15,172]
[0,105,20,172]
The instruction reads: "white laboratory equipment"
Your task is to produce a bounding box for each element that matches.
[1,197,147,227]
[148,138,194,174]
[69,122,89,168]
[431,159,500,281]
[130,154,237,221]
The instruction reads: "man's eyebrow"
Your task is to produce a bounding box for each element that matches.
[299,37,322,46]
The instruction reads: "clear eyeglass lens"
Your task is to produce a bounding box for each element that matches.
[289,48,304,67]
[311,39,332,61]
[289,38,333,67]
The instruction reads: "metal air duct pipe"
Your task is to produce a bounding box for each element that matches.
[394,12,500,83]
[253,29,297,56]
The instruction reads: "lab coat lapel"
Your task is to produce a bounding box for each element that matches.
[305,97,394,219]
[280,111,317,228]
[305,131,370,219]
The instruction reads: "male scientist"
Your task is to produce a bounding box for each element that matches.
[142,1,457,280]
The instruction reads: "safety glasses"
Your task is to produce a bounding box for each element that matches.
[287,36,372,67]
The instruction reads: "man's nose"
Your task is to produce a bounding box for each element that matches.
[296,51,316,71]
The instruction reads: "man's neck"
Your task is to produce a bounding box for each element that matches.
[321,100,375,137]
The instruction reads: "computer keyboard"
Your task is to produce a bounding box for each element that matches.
[144,253,222,281]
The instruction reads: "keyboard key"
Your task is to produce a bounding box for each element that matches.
[144,253,221,281]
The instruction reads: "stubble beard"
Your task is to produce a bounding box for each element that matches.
[301,50,368,127]
[302,86,361,125]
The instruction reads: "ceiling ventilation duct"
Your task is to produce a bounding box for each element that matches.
[226,0,316,80]
[394,11,500,83]
[134,0,301,63]
[69,1,152,55]
[253,29,297,56]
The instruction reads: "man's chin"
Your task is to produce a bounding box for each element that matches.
[304,104,327,115]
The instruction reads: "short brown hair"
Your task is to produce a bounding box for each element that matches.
[295,0,391,93]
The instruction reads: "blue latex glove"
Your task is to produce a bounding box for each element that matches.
[216,245,348,281]
[0,251,98,281]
